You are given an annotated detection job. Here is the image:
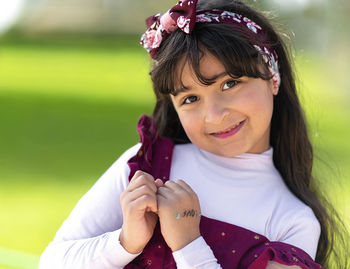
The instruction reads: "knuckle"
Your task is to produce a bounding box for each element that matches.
[191,190,198,199]
[128,200,140,212]
[165,179,176,185]
[120,193,125,203]
[125,202,135,213]
[131,170,143,180]
[141,184,155,195]
[120,190,126,198]
[191,192,199,204]
[134,170,142,176]
[176,179,185,184]
[132,171,152,183]
[138,184,147,191]
[135,175,148,186]
[120,190,130,202]
[139,193,155,203]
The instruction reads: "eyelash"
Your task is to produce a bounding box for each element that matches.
[182,95,199,105]
[223,79,240,90]
[181,79,240,105]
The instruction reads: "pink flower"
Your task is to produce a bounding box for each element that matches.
[160,11,178,33]
[145,30,156,48]
[152,29,163,48]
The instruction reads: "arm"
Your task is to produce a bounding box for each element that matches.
[279,207,321,260]
[156,181,299,269]
[157,180,223,269]
[243,210,322,269]
[39,145,145,269]
[157,180,320,269]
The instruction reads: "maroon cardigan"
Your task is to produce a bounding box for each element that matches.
[125,115,323,269]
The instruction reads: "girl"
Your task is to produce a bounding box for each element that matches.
[39,0,348,268]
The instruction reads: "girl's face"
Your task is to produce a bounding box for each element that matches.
[170,52,278,157]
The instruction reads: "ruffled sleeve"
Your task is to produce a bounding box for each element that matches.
[127,114,174,182]
[240,241,323,269]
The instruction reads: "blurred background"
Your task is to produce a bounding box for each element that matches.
[0,0,349,268]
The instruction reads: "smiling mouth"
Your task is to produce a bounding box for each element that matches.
[210,120,246,139]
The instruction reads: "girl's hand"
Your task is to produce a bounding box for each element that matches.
[119,170,163,254]
[157,180,201,251]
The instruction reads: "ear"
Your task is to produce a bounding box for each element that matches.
[272,82,279,95]
[271,73,280,95]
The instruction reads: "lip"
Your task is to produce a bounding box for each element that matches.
[210,120,246,139]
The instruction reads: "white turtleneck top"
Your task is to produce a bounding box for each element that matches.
[39,143,321,269]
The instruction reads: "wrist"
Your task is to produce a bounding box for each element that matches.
[119,228,144,254]
[170,231,201,251]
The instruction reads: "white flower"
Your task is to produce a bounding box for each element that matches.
[177,16,191,33]
[221,11,242,23]
[196,14,212,23]
[248,23,257,33]
[184,24,190,33]
[243,17,262,33]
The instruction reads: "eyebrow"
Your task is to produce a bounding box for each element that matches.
[173,71,228,96]
[173,86,190,96]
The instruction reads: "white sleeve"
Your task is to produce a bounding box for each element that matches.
[172,237,222,269]
[279,206,321,259]
[39,144,141,269]
[172,208,320,268]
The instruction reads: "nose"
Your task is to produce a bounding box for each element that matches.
[204,95,229,124]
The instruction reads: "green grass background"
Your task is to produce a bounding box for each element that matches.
[0,37,349,268]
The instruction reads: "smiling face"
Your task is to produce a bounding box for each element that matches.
[170,52,278,157]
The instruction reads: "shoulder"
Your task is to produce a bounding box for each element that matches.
[276,199,321,259]
[265,177,320,259]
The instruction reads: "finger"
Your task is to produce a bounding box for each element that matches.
[128,171,157,193]
[175,179,195,194]
[131,170,155,183]
[129,193,158,214]
[131,170,154,183]
[125,185,157,204]
[175,180,200,205]
[164,180,191,195]
[154,178,164,188]
[156,186,173,198]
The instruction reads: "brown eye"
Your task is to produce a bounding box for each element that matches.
[223,80,239,90]
[183,95,199,104]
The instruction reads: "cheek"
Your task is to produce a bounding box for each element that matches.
[242,88,274,116]
[177,110,202,138]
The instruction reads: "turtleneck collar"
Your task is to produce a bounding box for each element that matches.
[196,146,275,172]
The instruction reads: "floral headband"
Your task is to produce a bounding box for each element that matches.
[140,0,280,88]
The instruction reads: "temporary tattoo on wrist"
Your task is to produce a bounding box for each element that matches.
[175,209,201,219]
[183,209,196,217]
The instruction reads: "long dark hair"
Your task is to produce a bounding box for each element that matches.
[148,0,349,267]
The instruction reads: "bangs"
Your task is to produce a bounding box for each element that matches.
[151,23,272,96]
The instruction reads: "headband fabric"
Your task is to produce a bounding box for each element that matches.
[140,0,280,88]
